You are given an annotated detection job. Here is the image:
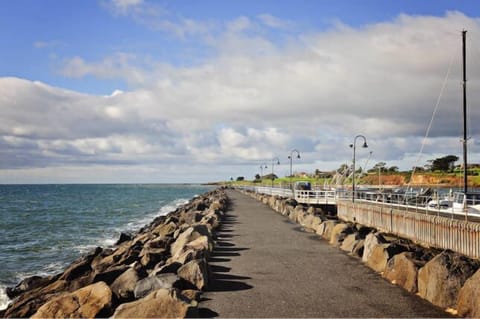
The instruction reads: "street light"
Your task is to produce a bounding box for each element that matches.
[259,163,268,182]
[271,157,280,187]
[288,149,301,189]
[350,135,368,202]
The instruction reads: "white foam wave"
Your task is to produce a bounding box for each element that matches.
[0,285,10,311]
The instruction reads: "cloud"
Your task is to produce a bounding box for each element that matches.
[257,14,292,29]
[3,11,480,182]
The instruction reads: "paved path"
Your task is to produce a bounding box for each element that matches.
[198,190,450,318]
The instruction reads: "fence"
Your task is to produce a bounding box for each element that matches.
[337,200,480,259]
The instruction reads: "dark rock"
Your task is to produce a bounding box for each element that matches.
[152,262,183,276]
[93,265,129,285]
[116,232,132,245]
[6,275,55,299]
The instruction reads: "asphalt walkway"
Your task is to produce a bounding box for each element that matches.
[198,190,450,318]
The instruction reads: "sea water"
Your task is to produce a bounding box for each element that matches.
[0,184,214,310]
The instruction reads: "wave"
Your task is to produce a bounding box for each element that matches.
[0,195,195,312]
[0,285,10,311]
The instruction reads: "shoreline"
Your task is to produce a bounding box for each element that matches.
[2,187,227,318]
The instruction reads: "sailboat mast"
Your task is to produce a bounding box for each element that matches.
[462,30,468,194]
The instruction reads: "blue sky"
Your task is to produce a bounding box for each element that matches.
[1,0,480,183]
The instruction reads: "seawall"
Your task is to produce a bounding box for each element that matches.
[239,188,480,317]
[2,188,227,318]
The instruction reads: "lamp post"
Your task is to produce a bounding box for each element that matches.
[271,157,280,188]
[350,135,368,202]
[288,149,301,189]
[260,163,267,183]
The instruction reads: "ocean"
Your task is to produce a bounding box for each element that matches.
[0,183,214,310]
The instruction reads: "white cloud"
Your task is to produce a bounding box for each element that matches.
[3,12,480,182]
[257,14,292,29]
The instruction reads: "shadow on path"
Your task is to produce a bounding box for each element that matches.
[199,196,253,318]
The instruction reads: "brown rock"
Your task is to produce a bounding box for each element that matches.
[110,265,146,301]
[329,223,355,247]
[316,220,338,240]
[362,232,388,263]
[383,252,419,293]
[365,243,407,273]
[31,281,112,319]
[340,233,362,254]
[457,268,480,317]
[418,250,480,309]
[112,288,197,318]
[177,259,209,290]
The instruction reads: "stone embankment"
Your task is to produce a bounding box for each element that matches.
[2,188,227,318]
[240,189,480,317]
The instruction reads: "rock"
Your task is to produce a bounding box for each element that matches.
[181,289,201,302]
[362,232,388,263]
[93,264,129,285]
[151,221,177,238]
[457,268,480,317]
[365,243,408,273]
[418,250,480,309]
[329,223,355,247]
[112,288,198,319]
[316,220,338,240]
[139,247,168,269]
[340,233,362,254]
[116,232,132,245]
[179,210,204,225]
[170,225,211,259]
[177,259,209,290]
[152,262,183,276]
[31,281,112,319]
[134,274,183,299]
[383,252,420,293]
[6,275,55,299]
[110,265,146,301]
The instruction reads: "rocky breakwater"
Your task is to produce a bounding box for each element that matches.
[240,189,480,317]
[2,188,227,318]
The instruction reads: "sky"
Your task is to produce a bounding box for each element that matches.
[2,0,480,183]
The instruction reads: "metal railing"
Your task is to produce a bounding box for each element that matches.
[237,186,336,204]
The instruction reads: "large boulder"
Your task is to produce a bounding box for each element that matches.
[134,274,183,299]
[316,220,338,240]
[362,232,387,263]
[177,259,209,291]
[329,223,355,247]
[31,281,112,319]
[340,233,363,255]
[418,251,480,309]
[112,288,197,319]
[383,252,420,293]
[170,225,211,259]
[110,265,146,301]
[365,243,408,273]
[457,268,480,317]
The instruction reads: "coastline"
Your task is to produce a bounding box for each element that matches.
[2,187,227,318]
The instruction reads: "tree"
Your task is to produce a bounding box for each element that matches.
[388,166,399,173]
[368,162,387,173]
[254,174,261,180]
[236,176,245,181]
[429,155,459,171]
